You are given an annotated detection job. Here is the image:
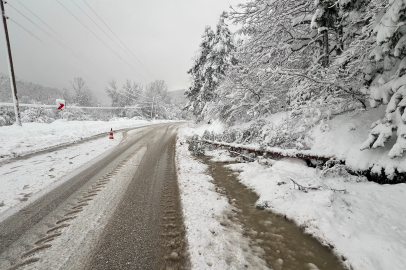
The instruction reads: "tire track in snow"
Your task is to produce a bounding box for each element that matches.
[4,146,147,270]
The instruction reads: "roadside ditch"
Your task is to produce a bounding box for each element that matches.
[199,156,347,270]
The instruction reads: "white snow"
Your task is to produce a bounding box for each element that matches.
[0,119,170,162]
[218,157,406,270]
[0,119,172,215]
[14,147,147,270]
[0,132,121,215]
[0,128,149,216]
[311,106,406,174]
[176,125,269,269]
[180,113,406,270]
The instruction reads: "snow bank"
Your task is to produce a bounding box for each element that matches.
[222,157,406,270]
[0,119,172,161]
[311,106,406,175]
[0,132,125,216]
[176,125,268,269]
[193,107,406,177]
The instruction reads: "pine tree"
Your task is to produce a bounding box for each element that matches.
[185,13,236,120]
[185,26,215,118]
[361,0,406,158]
[311,0,340,67]
[205,12,236,87]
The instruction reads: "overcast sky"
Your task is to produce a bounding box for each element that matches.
[0,0,241,104]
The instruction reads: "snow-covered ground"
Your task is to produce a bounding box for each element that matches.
[0,118,173,162]
[190,107,406,178]
[310,106,406,176]
[176,126,268,269]
[179,120,406,270]
[0,132,122,216]
[223,157,406,270]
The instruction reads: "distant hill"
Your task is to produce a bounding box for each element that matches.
[168,89,186,99]
[168,89,187,105]
[0,73,64,104]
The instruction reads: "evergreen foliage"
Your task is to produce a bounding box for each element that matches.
[185,13,236,120]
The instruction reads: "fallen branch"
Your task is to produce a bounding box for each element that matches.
[290,179,321,192]
[229,150,256,161]
[290,179,347,194]
[200,139,335,162]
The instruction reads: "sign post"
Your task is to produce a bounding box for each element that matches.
[1,0,21,126]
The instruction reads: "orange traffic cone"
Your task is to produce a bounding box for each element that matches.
[109,128,114,139]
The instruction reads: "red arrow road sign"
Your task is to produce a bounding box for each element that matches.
[56,99,65,110]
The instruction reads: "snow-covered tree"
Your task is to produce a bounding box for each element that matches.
[205,12,237,86]
[361,0,406,158]
[185,13,236,120]
[218,0,370,131]
[145,80,170,118]
[71,77,96,107]
[185,26,216,118]
[106,79,120,107]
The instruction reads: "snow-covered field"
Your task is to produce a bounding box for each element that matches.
[0,118,173,162]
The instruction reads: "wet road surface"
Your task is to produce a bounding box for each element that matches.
[0,123,189,270]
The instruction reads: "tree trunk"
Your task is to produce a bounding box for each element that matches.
[336,25,343,56]
[323,31,329,67]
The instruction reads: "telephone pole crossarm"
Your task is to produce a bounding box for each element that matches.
[1,0,22,126]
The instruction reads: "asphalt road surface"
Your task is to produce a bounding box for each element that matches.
[0,123,189,270]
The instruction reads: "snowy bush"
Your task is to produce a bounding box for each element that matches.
[187,135,205,156]
[320,160,367,183]
[202,117,312,150]
[0,107,14,126]
[20,106,55,124]
[59,105,93,121]
[0,116,6,126]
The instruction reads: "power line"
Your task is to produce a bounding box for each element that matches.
[14,0,90,62]
[7,2,114,79]
[56,0,147,81]
[2,3,155,111]
[7,3,87,64]
[82,0,156,79]
[70,0,151,79]
[7,17,42,42]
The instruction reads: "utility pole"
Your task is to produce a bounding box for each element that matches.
[1,0,21,126]
[150,96,154,119]
[154,100,157,119]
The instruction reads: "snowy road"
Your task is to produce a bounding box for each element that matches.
[0,123,188,270]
